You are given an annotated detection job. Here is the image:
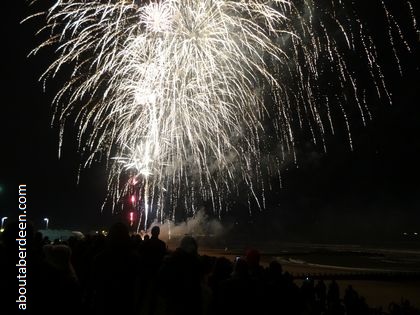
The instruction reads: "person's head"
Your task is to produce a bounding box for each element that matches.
[43,244,78,279]
[245,248,260,267]
[232,257,248,277]
[268,260,283,276]
[107,222,130,246]
[151,226,160,238]
[214,256,233,277]
[43,244,71,270]
[179,235,198,255]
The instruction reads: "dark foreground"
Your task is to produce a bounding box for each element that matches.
[199,247,420,311]
[1,221,419,315]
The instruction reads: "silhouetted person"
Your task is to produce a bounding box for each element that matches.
[265,260,291,315]
[38,244,82,314]
[143,226,167,273]
[216,257,262,315]
[327,280,344,315]
[245,248,264,280]
[315,279,327,312]
[139,225,168,314]
[301,276,316,314]
[344,285,359,315]
[208,256,233,305]
[327,279,340,305]
[89,222,141,315]
[266,260,283,280]
[156,235,202,315]
[282,271,302,315]
[199,255,216,315]
[131,233,143,252]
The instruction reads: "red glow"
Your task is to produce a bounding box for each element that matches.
[129,212,134,221]
[131,195,135,204]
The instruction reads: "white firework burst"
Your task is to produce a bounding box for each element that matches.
[26,0,415,225]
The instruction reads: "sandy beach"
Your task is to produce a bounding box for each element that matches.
[197,247,420,310]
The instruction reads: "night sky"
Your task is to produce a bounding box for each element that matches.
[1,1,419,242]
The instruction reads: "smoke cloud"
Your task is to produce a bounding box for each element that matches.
[148,209,226,246]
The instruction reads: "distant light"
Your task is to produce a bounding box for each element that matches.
[131,195,135,204]
[403,232,408,236]
[414,232,418,236]
[130,212,134,221]
[0,228,4,233]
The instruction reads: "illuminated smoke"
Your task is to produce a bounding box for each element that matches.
[27,0,415,224]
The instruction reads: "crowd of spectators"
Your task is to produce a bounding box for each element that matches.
[1,220,419,315]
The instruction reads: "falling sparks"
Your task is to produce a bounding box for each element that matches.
[26,0,416,224]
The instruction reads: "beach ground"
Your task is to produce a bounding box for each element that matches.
[198,248,420,310]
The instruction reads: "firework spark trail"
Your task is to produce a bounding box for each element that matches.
[27,0,416,224]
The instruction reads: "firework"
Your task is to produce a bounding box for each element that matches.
[27,0,416,225]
